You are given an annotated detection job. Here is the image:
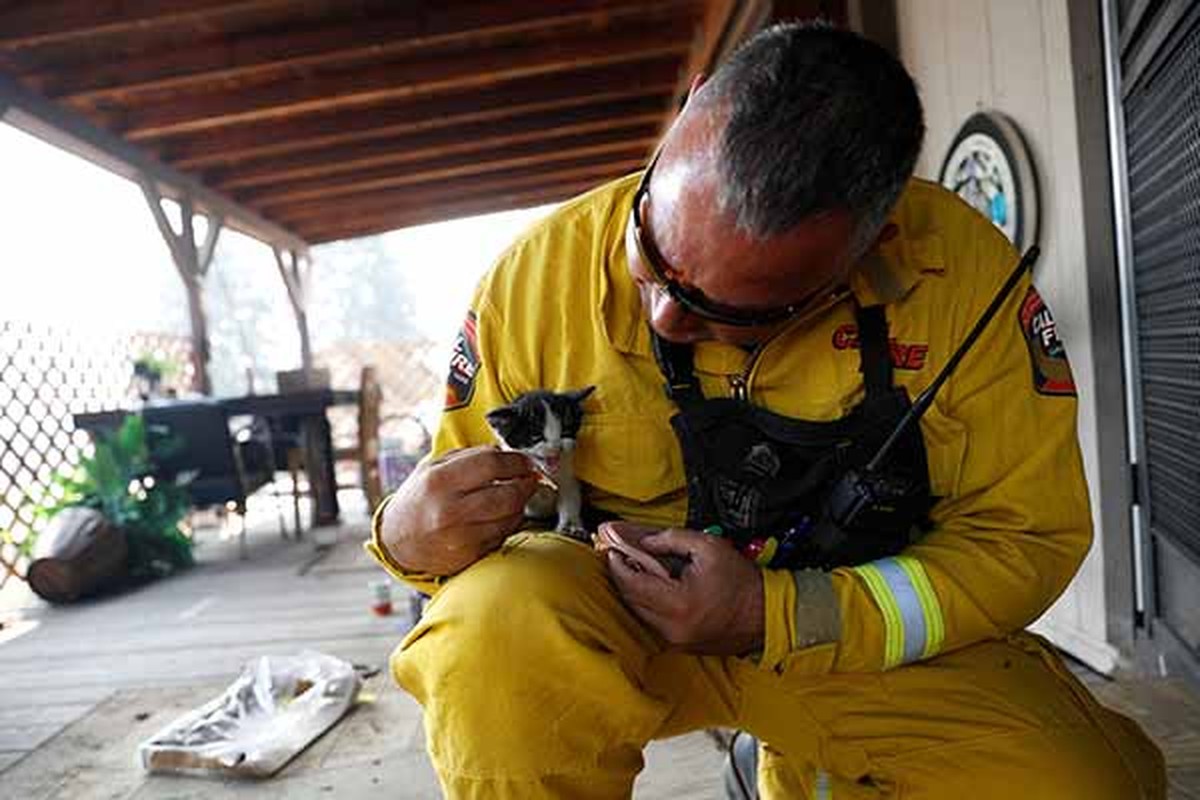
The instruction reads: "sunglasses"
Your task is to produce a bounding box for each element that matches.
[630,153,818,328]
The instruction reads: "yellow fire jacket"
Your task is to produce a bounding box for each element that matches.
[373,173,1091,676]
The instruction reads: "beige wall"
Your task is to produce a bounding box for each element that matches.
[896,0,1121,672]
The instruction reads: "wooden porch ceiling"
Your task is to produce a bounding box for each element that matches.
[0,1,841,245]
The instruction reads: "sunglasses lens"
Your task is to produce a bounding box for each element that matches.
[632,163,806,328]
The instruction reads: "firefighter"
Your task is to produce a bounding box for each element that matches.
[369,22,1165,799]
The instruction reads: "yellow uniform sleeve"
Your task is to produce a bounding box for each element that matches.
[829,231,1092,673]
[363,267,520,593]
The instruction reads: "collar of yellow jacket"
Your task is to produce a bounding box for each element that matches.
[602,178,947,360]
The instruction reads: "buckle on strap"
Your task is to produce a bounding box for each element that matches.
[650,328,704,404]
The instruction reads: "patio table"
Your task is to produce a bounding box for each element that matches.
[73,389,359,526]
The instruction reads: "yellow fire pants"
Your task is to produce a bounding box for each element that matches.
[392,534,1166,799]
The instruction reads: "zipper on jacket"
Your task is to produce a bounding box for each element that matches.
[729,345,763,401]
[726,287,852,403]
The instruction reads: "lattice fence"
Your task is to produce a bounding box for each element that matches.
[0,320,193,589]
[316,338,444,452]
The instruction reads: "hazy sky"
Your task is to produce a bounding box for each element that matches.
[0,122,554,348]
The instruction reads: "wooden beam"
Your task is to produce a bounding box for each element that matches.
[244,129,658,209]
[273,248,313,372]
[844,0,891,52]
[0,0,290,51]
[113,27,691,139]
[210,101,666,192]
[306,182,593,231]
[665,0,772,128]
[774,0,848,25]
[660,0,845,135]
[164,61,678,166]
[271,156,644,225]
[37,0,695,103]
[300,184,595,244]
[196,213,224,278]
[0,70,307,252]
[138,178,216,396]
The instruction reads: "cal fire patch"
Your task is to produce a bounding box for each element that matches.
[1018,287,1076,396]
[445,310,480,410]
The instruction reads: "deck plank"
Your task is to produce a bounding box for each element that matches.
[1,511,1198,797]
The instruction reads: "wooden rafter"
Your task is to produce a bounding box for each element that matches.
[33,0,695,103]
[0,71,306,252]
[272,157,644,225]
[165,62,678,166]
[244,130,658,210]
[1,0,834,244]
[0,0,290,51]
[211,102,666,192]
[112,27,691,139]
[669,0,773,118]
[301,184,595,244]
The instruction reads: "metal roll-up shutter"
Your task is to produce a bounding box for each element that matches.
[1118,0,1200,662]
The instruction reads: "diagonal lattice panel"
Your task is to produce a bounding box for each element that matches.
[0,320,193,589]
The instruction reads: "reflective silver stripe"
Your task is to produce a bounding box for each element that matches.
[815,769,833,799]
[873,557,928,665]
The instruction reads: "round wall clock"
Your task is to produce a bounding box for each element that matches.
[938,111,1040,251]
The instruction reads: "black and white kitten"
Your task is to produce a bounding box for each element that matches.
[485,386,595,538]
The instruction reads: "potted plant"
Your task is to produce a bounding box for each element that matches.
[24,415,195,602]
[133,354,178,400]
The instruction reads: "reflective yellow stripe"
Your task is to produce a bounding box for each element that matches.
[852,556,945,669]
[896,555,945,659]
[853,563,906,669]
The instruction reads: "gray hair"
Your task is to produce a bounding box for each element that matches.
[703,22,925,255]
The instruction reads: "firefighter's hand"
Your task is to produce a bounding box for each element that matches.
[604,525,764,655]
[380,446,540,576]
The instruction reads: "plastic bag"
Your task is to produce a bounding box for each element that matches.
[138,651,361,778]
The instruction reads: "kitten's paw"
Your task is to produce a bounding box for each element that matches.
[555,518,588,542]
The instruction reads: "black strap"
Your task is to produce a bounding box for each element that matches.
[855,305,892,399]
[650,328,705,406]
[652,307,894,404]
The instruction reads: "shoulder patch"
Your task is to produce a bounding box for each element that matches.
[1018,287,1076,396]
[444,310,480,410]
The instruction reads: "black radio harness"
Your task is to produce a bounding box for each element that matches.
[826,246,1041,526]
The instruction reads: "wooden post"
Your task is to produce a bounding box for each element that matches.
[274,247,314,373]
[140,177,223,395]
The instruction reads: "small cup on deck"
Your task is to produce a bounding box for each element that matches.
[369,580,393,616]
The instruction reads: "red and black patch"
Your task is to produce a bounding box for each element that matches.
[444,310,480,410]
[1018,286,1076,396]
[831,325,930,371]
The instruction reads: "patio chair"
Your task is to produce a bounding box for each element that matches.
[281,366,405,535]
[143,401,275,558]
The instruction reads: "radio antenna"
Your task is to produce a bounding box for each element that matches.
[866,244,1041,473]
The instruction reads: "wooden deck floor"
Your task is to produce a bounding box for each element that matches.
[0,498,1196,798]
[0,500,724,798]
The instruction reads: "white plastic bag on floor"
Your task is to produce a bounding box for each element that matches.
[138,651,361,778]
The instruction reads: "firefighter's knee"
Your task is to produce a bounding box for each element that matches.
[388,533,666,777]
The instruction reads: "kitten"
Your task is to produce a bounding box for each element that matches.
[485,386,595,539]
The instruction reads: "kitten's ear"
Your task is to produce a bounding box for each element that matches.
[485,407,517,428]
[569,385,596,404]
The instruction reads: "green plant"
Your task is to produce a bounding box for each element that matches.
[36,415,194,580]
[132,354,177,381]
